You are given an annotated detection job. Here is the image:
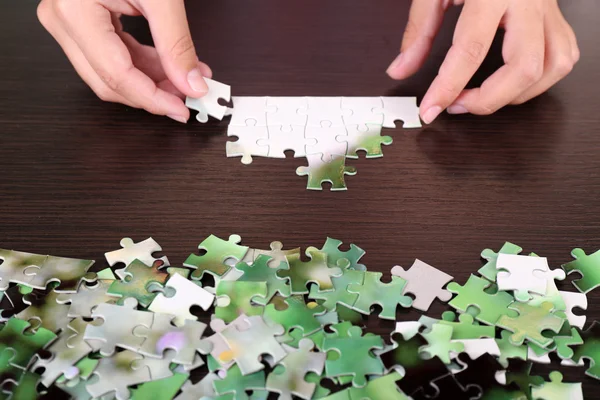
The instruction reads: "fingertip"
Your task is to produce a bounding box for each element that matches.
[198,61,213,79]
[187,67,208,95]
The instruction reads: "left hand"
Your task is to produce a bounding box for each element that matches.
[387,0,580,124]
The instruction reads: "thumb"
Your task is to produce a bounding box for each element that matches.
[140,0,208,97]
[387,0,448,80]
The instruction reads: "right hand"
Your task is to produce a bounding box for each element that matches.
[37,0,212,123]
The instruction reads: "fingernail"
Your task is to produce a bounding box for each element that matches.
[386,52,405,73]
[187,67,208,94]
[447,104,468,115]
[422,106,442,124]
[168,114,188,124]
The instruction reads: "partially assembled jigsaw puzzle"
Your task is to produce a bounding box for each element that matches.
[0,237,597,399]
[185,79,421,191]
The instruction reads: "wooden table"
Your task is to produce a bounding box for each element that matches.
[1,0,599,396]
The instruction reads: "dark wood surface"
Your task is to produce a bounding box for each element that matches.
[1,0,599,395]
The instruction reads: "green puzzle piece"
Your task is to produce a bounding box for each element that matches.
[571,321,600,379]
[323,326,384,387]
[324,371,409,400]
[296,154,357,191]
[419,324,464,364]
[213,364,266,400]
[309,237,366,271]
[505,361,544,400]
[215,281,267,323]
[233,254,291,305]
[344,126,393,159]
[439,311,495,339]
[496,301,565,348]
[347,272,412,320]
[554,325,583,361]
[495,330,527,368]
[562,248,600,294]
[447,274,517,326]
[478,242,523,282]
[185,234,249,280]
[107,259,169,308]
[309,264,365,312]
[131,373,188,400]
[264,295,327,336]
[278,249,343,294]
[531,371,583,400]
[0,318,56,371]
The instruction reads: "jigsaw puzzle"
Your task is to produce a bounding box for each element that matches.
[296,153,357,191]
[562,247,600,294]
[0,237,598,399]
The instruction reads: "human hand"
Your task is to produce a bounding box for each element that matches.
[37,0,211,123]
[387,0,579,124]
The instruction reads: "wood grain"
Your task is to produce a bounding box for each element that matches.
[0,0,599,394]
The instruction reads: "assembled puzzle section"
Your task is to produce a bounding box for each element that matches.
[0,235,596,399]
[186,80,422,191]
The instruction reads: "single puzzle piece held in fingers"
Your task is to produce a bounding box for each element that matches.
[104,237,170,271]
[391,259,453,312]
[185,234,249,281]
[233,255,291,305]
[531,371,583,400]
[496,301,565,348]
[185,78,231,122]
[562,248,600,294]
[347,272,412,320]
[278,249,343,294]
[107,259,169,308]
[296,153,357,191]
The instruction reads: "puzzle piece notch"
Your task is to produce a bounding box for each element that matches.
[419,324,464,364]
[107,259,169,308]
[378,97,421,128]
[185,234,249,281]
[264,295,327,337]
[214,280,267,323]
[57,279,117,319]
[347,272,413,320]
[531,371,583,400]
[496,301,565,348]
[308,264,365,313]
[0,249,48,290]
[562,248,600,294]
[233,254,291,305]
[391,259,453,312]
[105,237,170,270]
[298,97,345,128]
[229,96,269,126]
[15,285,71,333]
[558,290,587,329]
[340,97,384,130]
[19,253,96,293]
[309,237,366,271]
[337,124,392,159]
[496,254,560,302]
[278,249,343,294]
[257,125,317,158]
[571,320,600,379]
[265,96,309,130]
[226,122,270,165]
[185,78,231,122]
[296,153,357,191]
[478,242,523,282]
[0,317,56,372]
[305,123,349,160]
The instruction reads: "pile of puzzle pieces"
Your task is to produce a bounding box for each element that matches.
[185,79,422,190]
[0,236,598,399]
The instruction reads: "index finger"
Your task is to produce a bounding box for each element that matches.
[419,1,506,123]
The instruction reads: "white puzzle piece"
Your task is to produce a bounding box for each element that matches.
[185,78,231,122]
[338,124,392,159]
[299,97,344,127]
[305,123,348,159]
[527,346,551,364]
[229,96,268,126]
[266,97,308,130]
[450,338,500,360]
[379,97,422,128]
[105,237,170,269]
[257,125,316,158]
[391,259,453,312]
[226,122,269,164]
[341,97,384,129]
[496,254,551,301]
[559,290,588,329]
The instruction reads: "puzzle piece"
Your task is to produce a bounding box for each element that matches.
[185,78,231,122]
[84,297,153,356]
[15,284,71,333]
[107,259,169,308]
[419,324,464,364]
[265,96,308,129]
[391,259,453,312]
[22,254,96,293]
[56,279,116,318]
[553,325,584,361]
[531,371,583,400]
[266,339,326,400]
[218,315,286,375]
[447,274,517,326]
[338,124,392,159]
[85,349,151,400]
[226,122,270,164]
[562,248,600,294]
[242,240,300,269]
[452,338,500,361]
[379,97,421,128]
[347,272,412,320]
[558,290,587,329]
[135,312,212,365]
[478,242,524,282]
[346,371,409,400]
[229,96,269,126]
[495,330,527,368]
[131,372,188,400]
[296,153,357,191]
[309,237,366,271]
[299,97,344,127]
[496,254,565,302]
[105,237,170,271]
[571,321,600,379]
[496,301,564,348]
[214,280,266,323]
[213,364,266,400]
[31,317,99,387]
[453,353,511,399]
[0,249,48,290]
[204,315,252,369]
[185,234,249,281]
[305,123,348,159]
[438,311,495,339]
[323,326,384,387]
[278,249,343,294]
[233,255,291,305]
[148,274,214,326]
[175,372,219,400]
[308,265,365,312]
[340,97,384,130]
[264,295,327,336]
[257,125,317,158]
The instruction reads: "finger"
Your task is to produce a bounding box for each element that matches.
[137,0,209,97]
[387,0,447,80]
[56,1,190,121]
[447,2,545,115]
[419,1,506,123]
[37,1,135,107]
[555,7,580,62]
[511,8,576,104]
